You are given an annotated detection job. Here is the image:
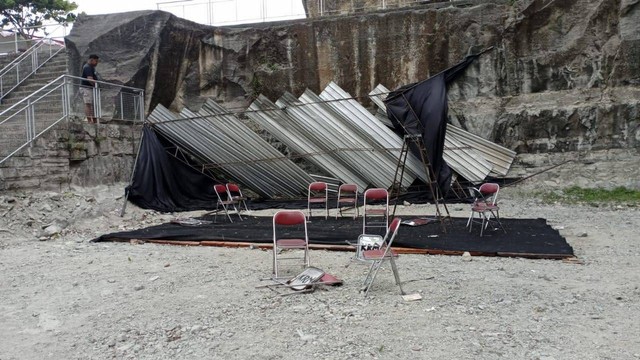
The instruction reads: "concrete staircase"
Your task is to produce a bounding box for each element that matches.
[0,51,68,160]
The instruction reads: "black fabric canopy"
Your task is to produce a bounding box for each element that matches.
[126,127,219,212]
[385,53,483,195]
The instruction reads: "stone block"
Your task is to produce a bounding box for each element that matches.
[69,148,87,161]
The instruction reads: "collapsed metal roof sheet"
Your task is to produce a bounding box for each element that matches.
[297,89,414,188]
[275,92,372,191]
[319,82,426,185]
[248,95,369,192]
[195,99,313,196]
[447,125,516,176]
[443,135,493,183]
[368,84,394,128]
[368,83,515,182]
[148,103,311,198]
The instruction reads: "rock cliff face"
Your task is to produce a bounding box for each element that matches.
[66,0,640,188]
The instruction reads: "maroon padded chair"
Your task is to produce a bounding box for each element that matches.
[307,182,329,219]
[336,184,359,219]
[361,218,405,296]
[466,183,505,236]
[362,188,389,234]
[272,210,310,278]
[213,184,242,223]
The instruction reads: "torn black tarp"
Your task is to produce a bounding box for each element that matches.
[126,127,219,212]
[385,52,484,195]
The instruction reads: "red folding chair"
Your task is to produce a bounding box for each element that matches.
[466,183,505,236]
[362,188,389,234]
[307,182,328,219]
[226,183,250,213]
[336,184,359,219]
[361,218,405,296]
[213,184,242,223]
[272,210,310,278]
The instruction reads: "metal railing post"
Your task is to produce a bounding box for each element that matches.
[93,84,101,122]
[61,76,69,118]
[14,32,18,53]
[32,50,37,74]
[135,91,144,122]
[119,92,124,120]
[25,99,33,145]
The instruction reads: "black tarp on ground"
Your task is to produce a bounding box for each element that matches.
[94,216,574,258]
[385,53,483,196]
[126,127,219,212]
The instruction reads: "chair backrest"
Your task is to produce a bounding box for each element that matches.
[338,184,358,201]
[273,210,309,243]
[380,217,401,253]
[214,184,229,201]
[478,183,500,205]
[274,210,307,226]
[309,181,327,193]
[226,183,241,194]
[364,188,388,201]
[339,184,357,194]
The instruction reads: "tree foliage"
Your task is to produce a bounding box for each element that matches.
[0,0,77,38]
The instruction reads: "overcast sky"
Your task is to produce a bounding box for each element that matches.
[72,0,305,25]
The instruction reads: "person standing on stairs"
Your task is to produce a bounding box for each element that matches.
[81,54,100,124]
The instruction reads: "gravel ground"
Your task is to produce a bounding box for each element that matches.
[0,183,639,359]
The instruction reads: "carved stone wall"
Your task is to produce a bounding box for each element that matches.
[64,0,640,189]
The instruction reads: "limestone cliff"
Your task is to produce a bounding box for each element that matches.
[66,0,640,188]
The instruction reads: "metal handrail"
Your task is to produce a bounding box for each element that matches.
[0,75,146,165]
[0,74,144,123]
[0,36,66,99]
[0,23,66,56]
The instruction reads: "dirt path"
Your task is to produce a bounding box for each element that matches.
[1,184,639,359]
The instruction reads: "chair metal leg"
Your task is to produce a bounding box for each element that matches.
[389,257,405,295]
[363,260,384,297]
[273,247,278,278]
[495,210,506,233]
[231,202,242,221]
[362,261,376,286]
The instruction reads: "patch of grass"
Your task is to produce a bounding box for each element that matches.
[540,186,640,205]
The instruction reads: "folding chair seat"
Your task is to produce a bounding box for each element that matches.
[272,210,310,278]
[361,218,405,296]
[307,181,329,219]
[226,183,250,213]
[362,188,389,234]
[466,183,505,236]
[213,184,242,223]
[336,184,359,219]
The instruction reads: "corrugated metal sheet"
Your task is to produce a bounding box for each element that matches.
[368,84,394,127]
[443,135,493,183]
[296,89,413,188]
[247,95,370,192]
[149,105,276,197]
[368,83,513,183]
[447,125,516,176]
[275,92,372,191]
[320,82,426,184]
[148,103,311,198]
[195,99,313,196]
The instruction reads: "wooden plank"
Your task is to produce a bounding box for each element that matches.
[105,238,572,260]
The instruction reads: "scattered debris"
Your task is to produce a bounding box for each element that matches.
[402,293,423,302]
[462,251,472,261]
